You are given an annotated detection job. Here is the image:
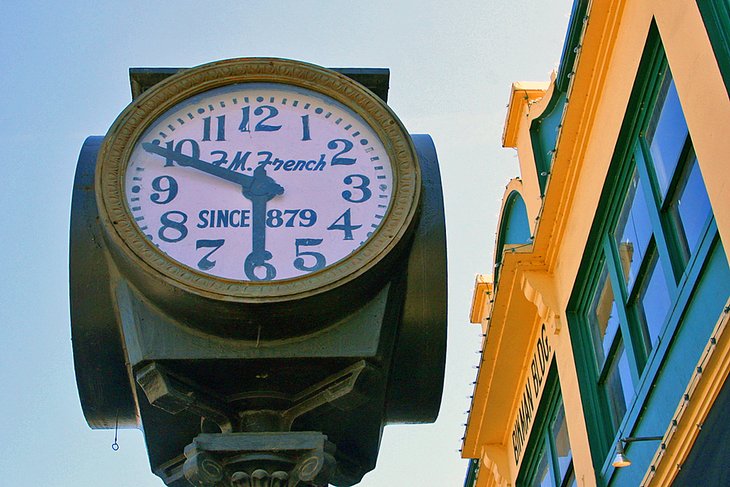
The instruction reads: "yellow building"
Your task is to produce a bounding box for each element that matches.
[462,0,730,485]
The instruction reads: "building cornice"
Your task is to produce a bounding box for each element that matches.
[535,0,632,272]
[502,82,549,149]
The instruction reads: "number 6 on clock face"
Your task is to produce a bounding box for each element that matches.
[124,82,395,282]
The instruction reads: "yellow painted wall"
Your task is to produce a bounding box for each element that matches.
[463,0,729,485]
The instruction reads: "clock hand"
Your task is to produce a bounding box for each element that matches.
[243,165,282,281]
[143,141,284,281]
[142,142,284,195]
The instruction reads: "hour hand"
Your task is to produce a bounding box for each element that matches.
[142,142,254,190]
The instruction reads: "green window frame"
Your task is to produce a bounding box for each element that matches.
[463,459,479,487]
[517,365,576,487]
[567,25,716,478]
[697,0,730,93]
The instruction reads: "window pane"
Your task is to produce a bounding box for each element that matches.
[551,403,572,482]
[615,169,652,291]
[588,265,621,366]
[634,251,670,350]
[602,340,635,432]
[669,153,712,259]
[646,73,688,198]
[532,447,554,487]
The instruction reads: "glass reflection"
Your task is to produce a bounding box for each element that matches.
[646,73,688,198]
[532,447,554,487]
[615,169,652,291]
[635,251,670,350]
[551,403,572,481]
[589,264,621,366]
[603,340,634,432]
[670,153,711,260]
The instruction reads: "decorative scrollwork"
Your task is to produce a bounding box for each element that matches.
[184,451,225,486]
[296,454,323,480]
[181,432,336,487]
[231,469,289,487]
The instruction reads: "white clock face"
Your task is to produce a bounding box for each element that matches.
[124,83,394,282]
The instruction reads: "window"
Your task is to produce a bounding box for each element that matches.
[587,262,636,433]
[665,149,712,264]
[518,368,576,487]
[463,459,479,487]
[646,74,689,199]
[568,33,716,473]
[614,169,652,292]
[551,402,574,484]
[643,73,712,278]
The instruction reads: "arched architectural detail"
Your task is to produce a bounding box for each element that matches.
[494,181,532,282]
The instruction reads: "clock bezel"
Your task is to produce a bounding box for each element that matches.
[96,58,421,302]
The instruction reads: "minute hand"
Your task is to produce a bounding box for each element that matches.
[142,142,255,190]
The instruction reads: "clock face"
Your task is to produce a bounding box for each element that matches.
[123,83,394,282]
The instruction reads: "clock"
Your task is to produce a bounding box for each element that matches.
[96,58,420,318]
[74,60,445,474]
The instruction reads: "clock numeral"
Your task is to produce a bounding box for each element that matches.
[298,209,317,227]
[301,114,311,141]
[342,174,371,203]
[244,253,277,281]
[327,209,362,241]
[239,106,251,132]
[158,211,188,243]
[265,209,318,228]
[266,209,284,228]
[328,138,357,166]
[196,239,225,271]
[283,209,300,227]
[163,141,175,167]
[239,105,282,133]
[150,175,179,205]
[163,139,200,167]
[293,238,326,272]
[202,115,226,141]
[254,106,282,132]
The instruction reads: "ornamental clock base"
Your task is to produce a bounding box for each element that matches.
[182,432,336,487]
[70,60,446,486]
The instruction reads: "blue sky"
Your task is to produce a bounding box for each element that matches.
[0,1,570,485]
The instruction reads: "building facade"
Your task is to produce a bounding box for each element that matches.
[462,0,730,485]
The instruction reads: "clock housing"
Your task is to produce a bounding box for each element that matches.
[95,58,421,338]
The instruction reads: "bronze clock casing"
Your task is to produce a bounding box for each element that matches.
[72,61,447,486]
[95,58,421,339]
